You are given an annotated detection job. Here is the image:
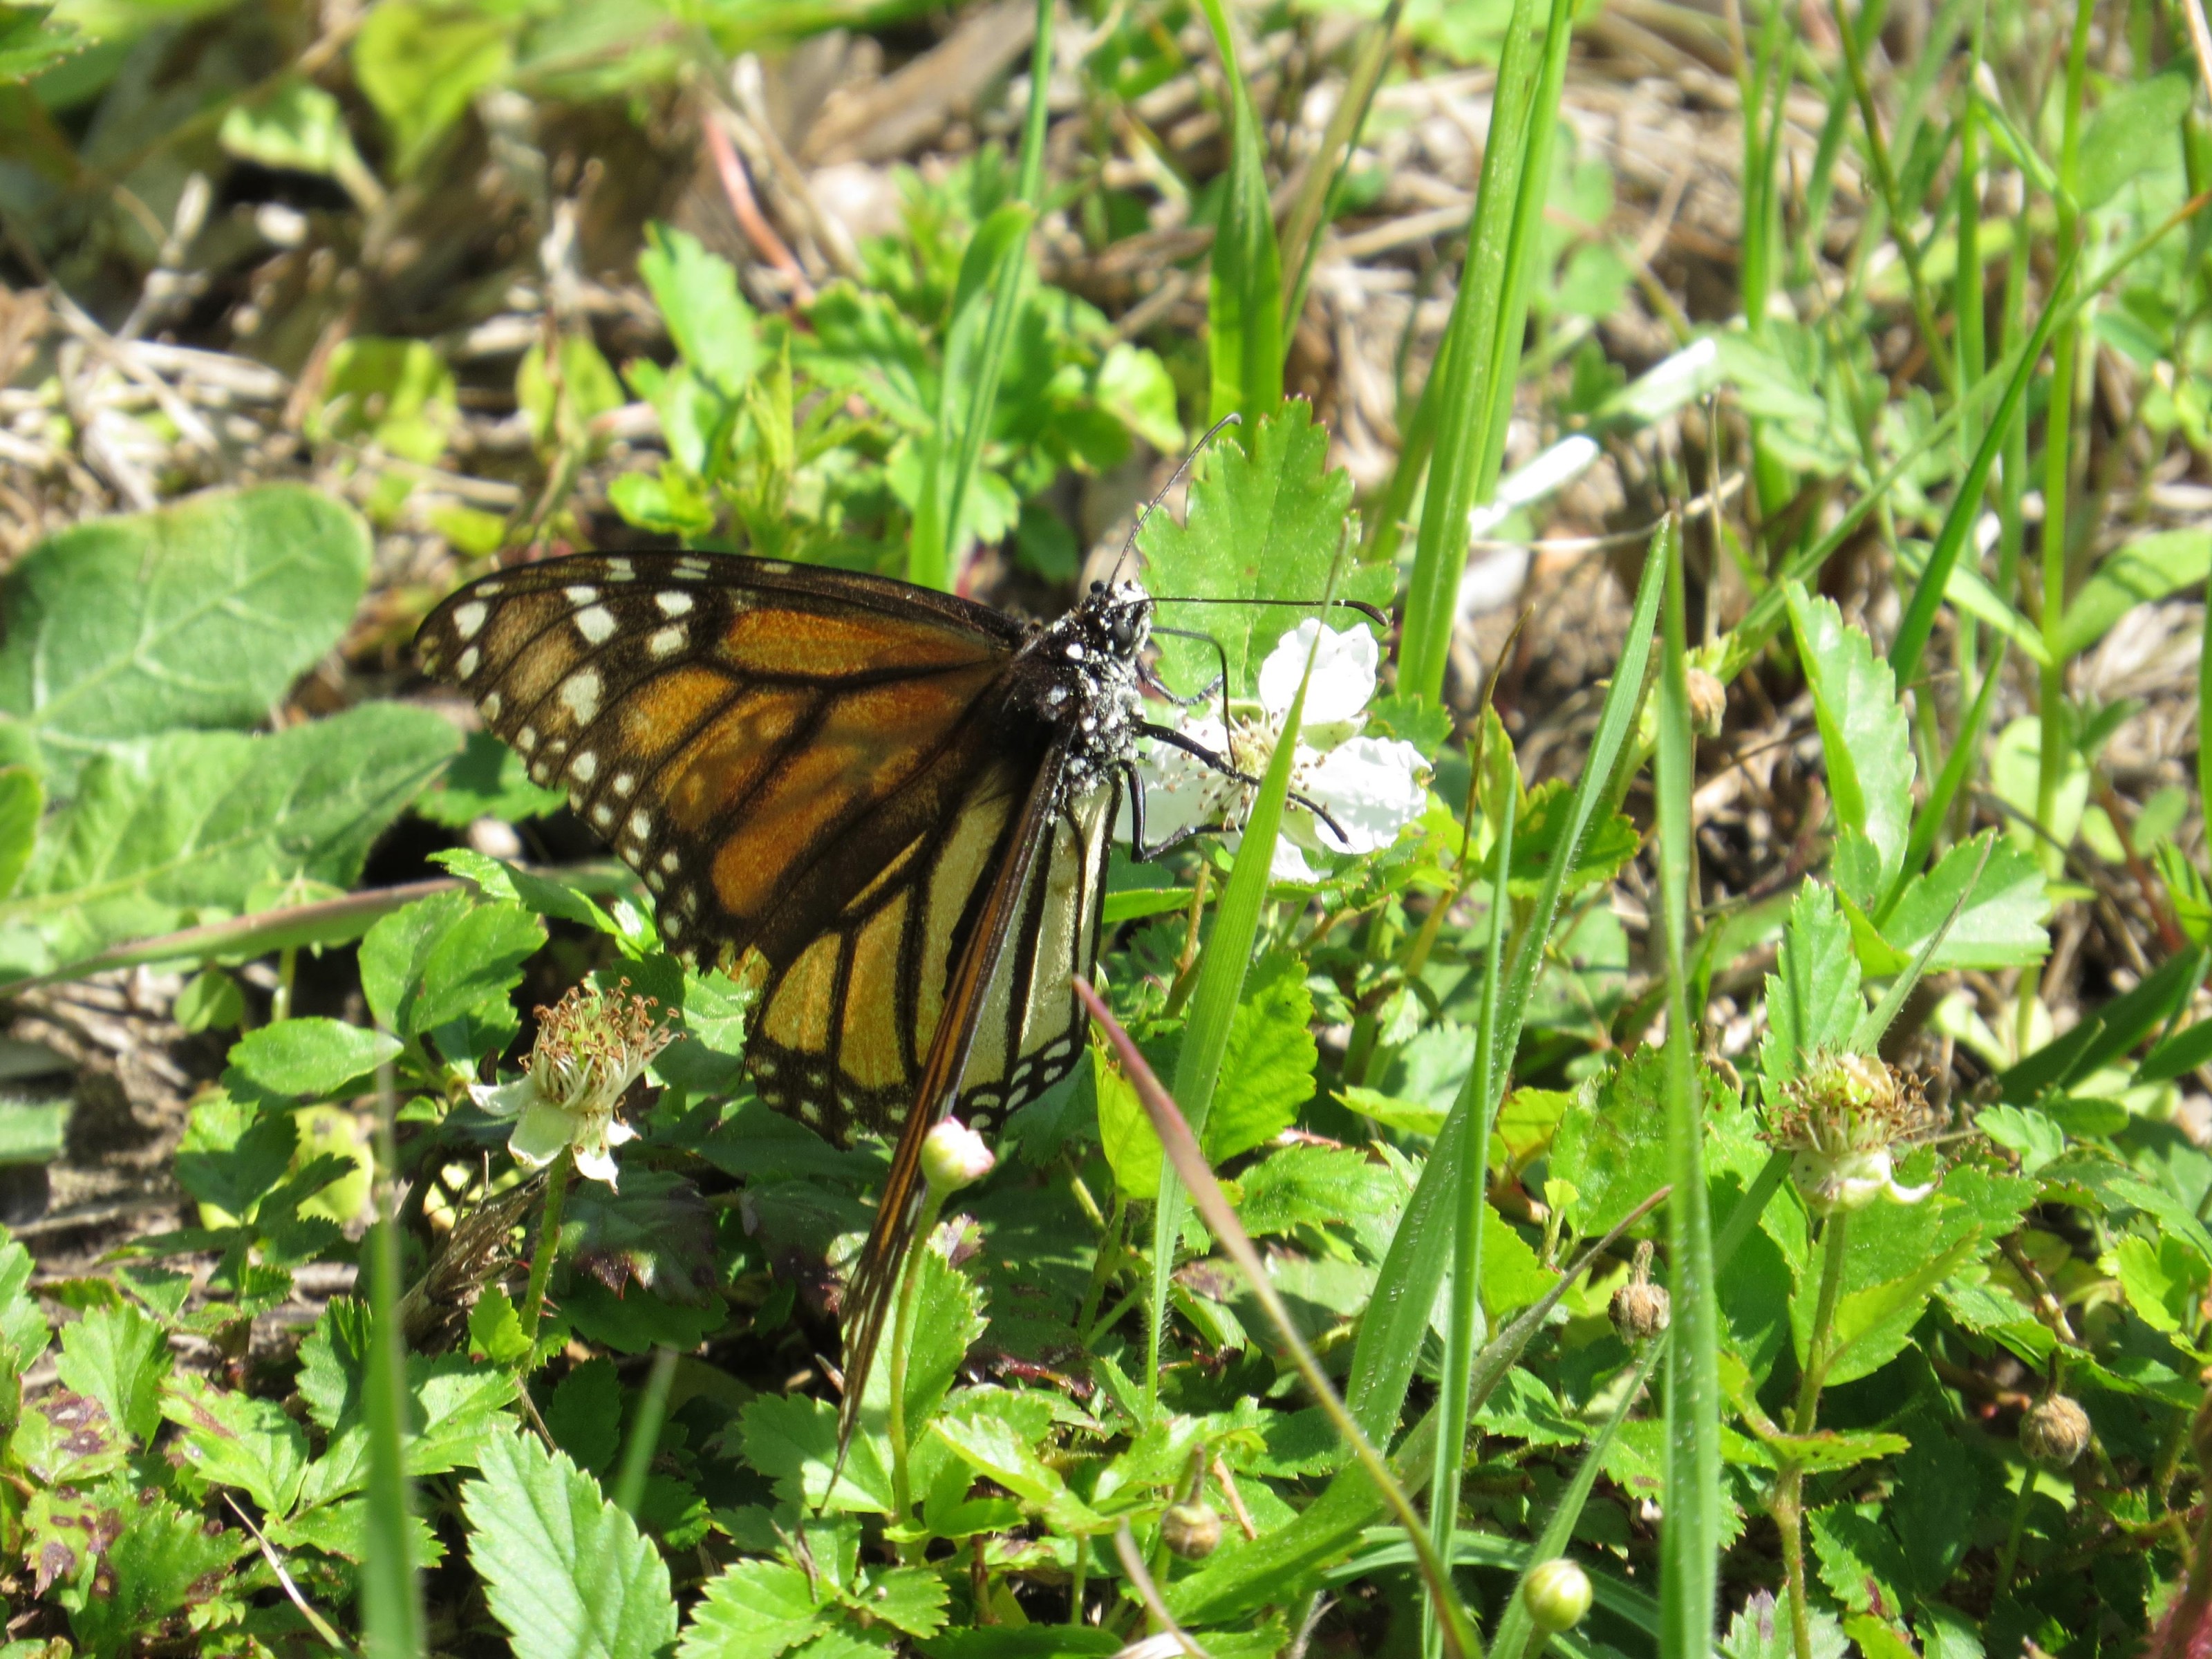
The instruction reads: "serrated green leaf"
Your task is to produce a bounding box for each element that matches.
[161,1372,310,1515]
[739,1394,894,1514]
[639,224,758,398]
[2112,1232,2206,1333]
[462,1429,676,1659]
[57,1476,240,1653]
[55,1301,168,1443]
[5,703,461,966]
[357,888,472,1035]
[1807,1505,1909,1618]
[228,1018,400,1099]
[1876,834,2047,971]
[859,1566,950,1639]
[0,1228,45,1371]
[1786,583,1913,890]
[678,1558,829,1659]
[469,1284,532,1367]
[1550,1049,1688,1239]
[1821,1233,1981,1388]
[0,486,371,790]
[1137,403,1387,695]
[932,1412,1107,1534]
[1760,882,1862,1090]
[547,1358,624,1475]
[891,1244,986,1435]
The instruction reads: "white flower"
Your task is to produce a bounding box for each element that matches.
[1131,619,1430,881]
[471,981,672,1188]
[1768,1050,1939,1216]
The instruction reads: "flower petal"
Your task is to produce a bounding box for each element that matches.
[573,1143,621,1188]
[507,1100,577,1169]
[1257,621,1377,725]
[1303,736,1431,854]
[469,1078,537,1121]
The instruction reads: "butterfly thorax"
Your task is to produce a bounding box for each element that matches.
[1006,579,1151,797]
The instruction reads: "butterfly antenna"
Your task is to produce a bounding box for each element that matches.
[1112,411,1243,584]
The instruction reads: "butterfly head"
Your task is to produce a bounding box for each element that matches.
[1013,579,1152,791]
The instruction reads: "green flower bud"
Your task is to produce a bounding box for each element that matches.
[920,1118,995,1194]
[2020,1394,2092,1470]
[1161,1502,1221,1560]
[1522,1557,1592,1632]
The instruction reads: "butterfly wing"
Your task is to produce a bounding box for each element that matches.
[833,744,1119,1448]
[418,551,1044,1141]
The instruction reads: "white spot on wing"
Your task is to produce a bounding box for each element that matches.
[610,773,634,797]
[456,646,480,679]
[628,809,651,841]
[656,591,694,617]
[559,669,602,727]
[605,559,634,580]
[592,802,615,828]
[481,691,503,720]
[574,606,616,646]
[648,625,686,659]
[660,850,681,874]
[516,727,538,753]
[664,911,684,939]
[452,601,488,640]
[571,750,597,783]
[565,585,600,606]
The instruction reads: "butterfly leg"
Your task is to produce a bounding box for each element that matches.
[1134,722,1353,847]
[1145,624,1232,729]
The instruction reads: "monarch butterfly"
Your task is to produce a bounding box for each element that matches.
[418,542,1288,1447]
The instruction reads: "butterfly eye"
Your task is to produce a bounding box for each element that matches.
[1089,579,1105,594]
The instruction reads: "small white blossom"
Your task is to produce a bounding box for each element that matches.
[471,981,671,1188]
[1132,619,1430,881]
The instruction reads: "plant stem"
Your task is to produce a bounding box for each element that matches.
[1994,1459,2035,1600]
[520,1150,572,1350]
[888,1183,952,1528]
[1774,1208,1850,1659]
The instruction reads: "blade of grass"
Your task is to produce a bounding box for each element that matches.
[908,0,1056,590]
[362,1063,422,1659]
[1424,782,1515,1659]
[1076,980,1483,1659]
[1394,0,1550,702]
[1343,525,1667,1448]
[1877,641,2010,922]
[1145,534,1347,1406]
[1488,1150,1790,1659]
[1198,0,1282,425]
[1653,521,1721,1656]
[613,1347,679,1516]
[1280,0,1403,330]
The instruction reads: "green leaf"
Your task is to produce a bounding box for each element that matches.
[415,731,568,827]
[353,0,514,174]
[0,765,39,900]
[1875,834,2047,971]
[1199,0,1282,425]
[174,966,246,1033]
[0,1228,46,1372]
[1821,1233,1981,1387]
[161,1372,310,1515]
[358,888,471,1035]
[0,486,371,791]
[1206,957,1317,1159]
[1236,1144,1405,1261]
[1756,1428,1910,1473]
[678,1559,831,1659]
[469,1284,532,1367]
[58,1477,240,1654]
[462,1430,677,1659]
[1137,403,1386,695]
[1759,883,1862,1091]
[562,1167,719,1304]
[897,1244,987,1434]
[1785,583,1913,892]
[220,77,373,189]
[547,1357,624,1477]
[639,224,759,399]
[0,1096,66,1165]
[1721,1591,1848,1659]
[55,1302,168,1444]
[2112,1232,2206,1333]
[1550,1050,1677,1239]
[228,1018,400,1099]
[739,1394,894,1514]
[0,5,86,82]
[433,847,619,935]
[411,901,545,1034]
[1808,1505,1909,1619]
[5,704,461,966]
[932,1412,1107,1534]
[2057,529,2212,657]
[314,338,458,465]
[2078,71,2192,209]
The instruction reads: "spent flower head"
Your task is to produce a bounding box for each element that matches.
[1765,1049,1938,1215]
[471,980,672,1189]
[1134,619,1429,882]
